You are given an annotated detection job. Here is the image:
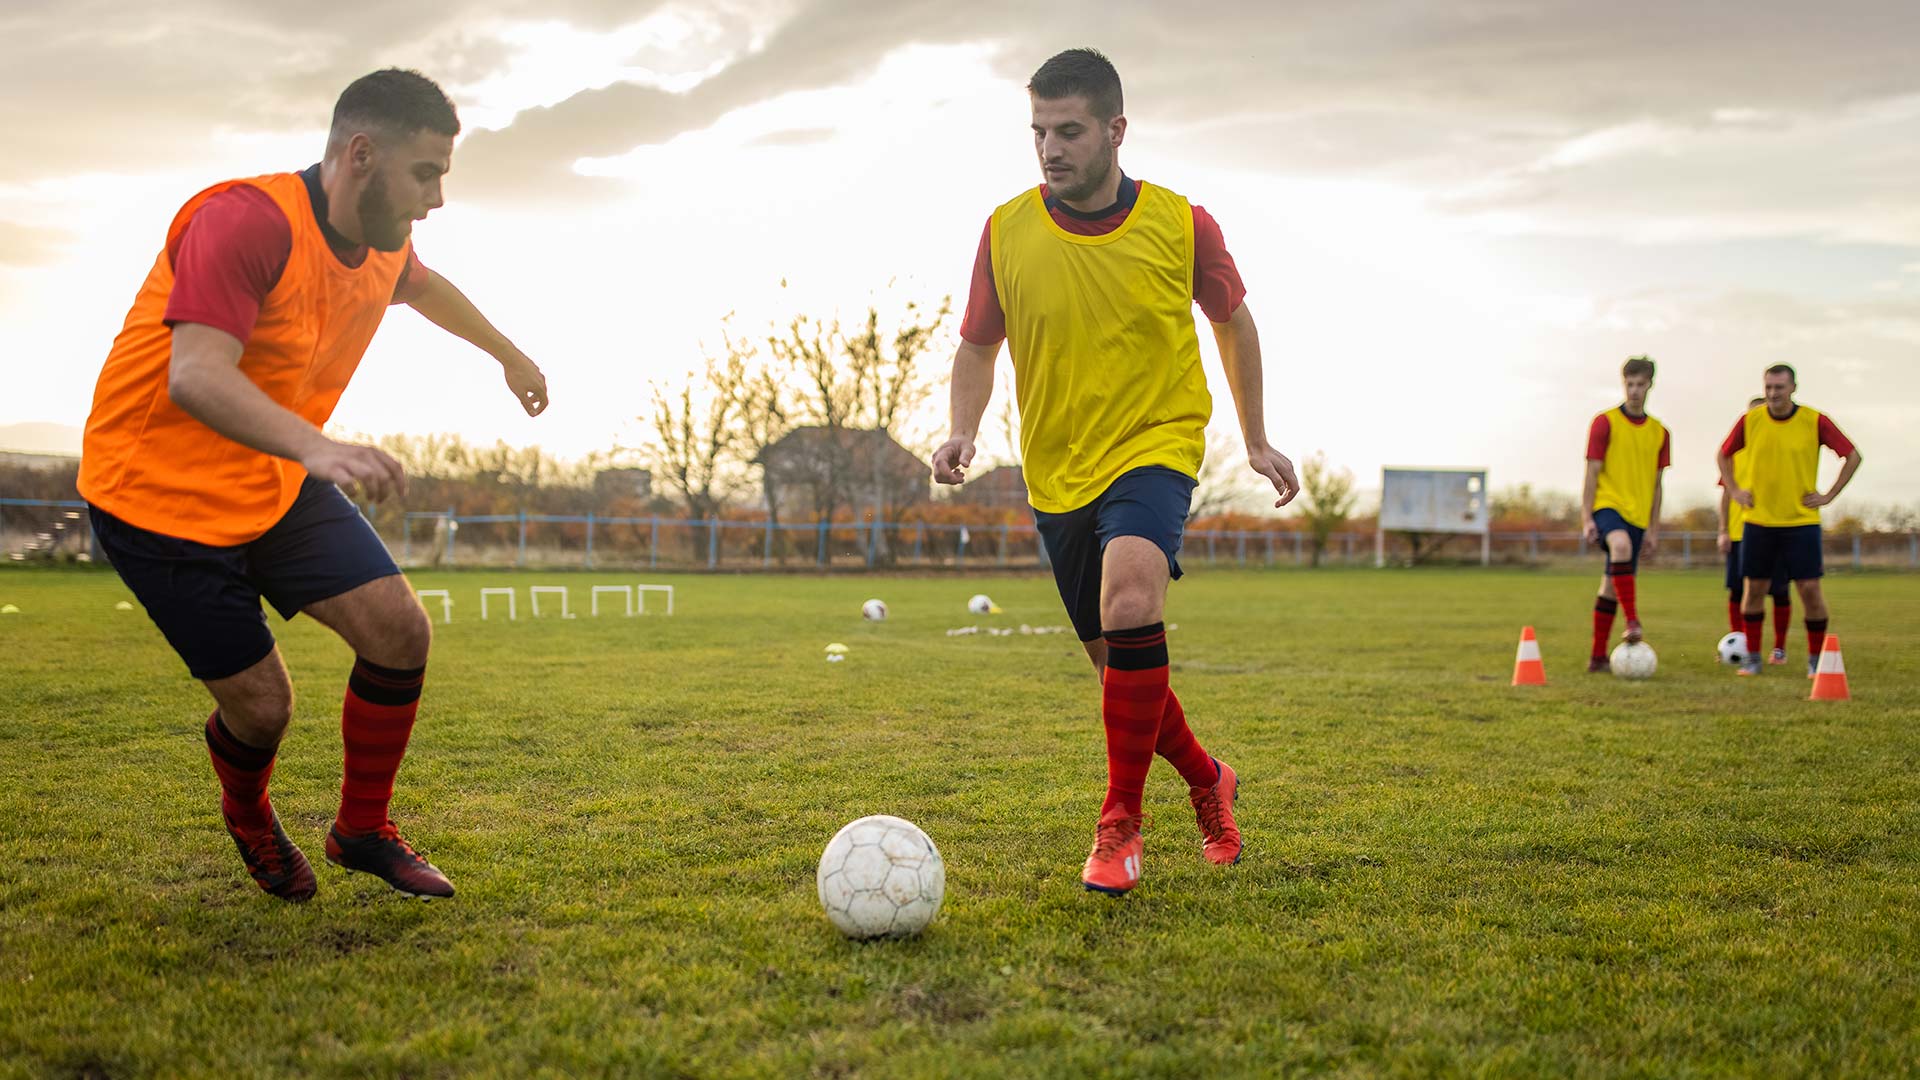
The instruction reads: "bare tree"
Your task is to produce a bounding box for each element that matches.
[1297,450,1358,566]
[1188,429,1262,520]
[646,352,744,557]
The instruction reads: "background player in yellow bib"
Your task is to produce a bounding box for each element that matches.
[932,49,1299,896]
[1579,356,1670,673]
[1717,396,1793,664]
[1717,364,1863,678]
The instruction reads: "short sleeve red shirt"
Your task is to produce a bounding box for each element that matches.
[959,177,1247,346]
[163,169,427,344]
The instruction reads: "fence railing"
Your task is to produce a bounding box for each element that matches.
[6,498,1918,573]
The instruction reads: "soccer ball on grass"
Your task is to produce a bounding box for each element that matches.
[861,598,888,621]
[1716,632,1746,666]
[1610,640,1658,679]
[816,815,945,939]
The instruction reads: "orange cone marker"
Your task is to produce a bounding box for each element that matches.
[1809,633,1850,701]
[1512,626,1546,686]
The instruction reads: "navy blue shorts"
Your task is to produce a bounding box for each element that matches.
[1033,466,1196,642]
[1590,508,1645,571]
[89,477,400,681]
[1741,523,1822,583]
[1726,540,1791,597]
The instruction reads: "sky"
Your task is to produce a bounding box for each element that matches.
[2,0,1917,512]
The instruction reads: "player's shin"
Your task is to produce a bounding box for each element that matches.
[1099,624,1169,822]
[336,658,426,836]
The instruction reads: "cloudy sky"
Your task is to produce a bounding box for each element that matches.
[3,0,1916,510]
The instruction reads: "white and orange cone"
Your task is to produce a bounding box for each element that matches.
[1809,634,1850,701]
[1512,626,1546,686]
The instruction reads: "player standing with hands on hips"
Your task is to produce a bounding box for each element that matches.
[79,70,550,902]
[932,48,1298,896]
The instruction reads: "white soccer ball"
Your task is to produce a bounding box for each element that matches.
[967,594,995,615]
[1610,641,1658,679]
[816,814,945,940]
[861,598,888,621]
[1716,632,1747,666]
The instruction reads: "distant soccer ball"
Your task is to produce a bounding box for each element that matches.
[862,598,888,621]
[1611,641,1658,679]
[967,594,995,615]
[816,814,945,940]
[1716,632,1746,666]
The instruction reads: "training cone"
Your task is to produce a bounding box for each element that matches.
[1511,626,1546,686]
[1809,634,1850,701]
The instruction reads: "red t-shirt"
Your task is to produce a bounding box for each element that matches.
[163,175,427,344]
[1586,408,1671,466]
[959,178,1246,346]
[1719,408,1855,457]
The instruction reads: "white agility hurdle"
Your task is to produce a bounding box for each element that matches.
[416,589,453,624]
[636,583,674,615]
[591,585,634,616]
[530,585,572,618]
[480,587,517,620]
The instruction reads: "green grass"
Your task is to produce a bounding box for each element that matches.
[1,565,1917,1079]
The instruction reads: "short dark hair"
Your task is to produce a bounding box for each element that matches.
[1765,363,1797,382]
[1749,396,1766,407]
[332,69,460,143]
[1028,48,1123,121]
[1622,355,1655,380]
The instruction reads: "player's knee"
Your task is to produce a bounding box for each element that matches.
[230,685,295,737]
[384,603,433,668]
[1101,587,1161,632]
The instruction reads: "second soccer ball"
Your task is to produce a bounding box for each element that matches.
[1611,640,1658,679]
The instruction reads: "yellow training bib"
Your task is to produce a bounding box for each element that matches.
[1592,407,1667,530]
[1742,405,1825,528]
[990,182,1211,514]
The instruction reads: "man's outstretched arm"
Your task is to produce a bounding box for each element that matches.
[931,338,1002,486]
[405,268,549,416]
[1211,302,1297,507]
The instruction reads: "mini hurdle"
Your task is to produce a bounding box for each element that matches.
[416,589,453,624]
[530,585,572,618]
[591,585,633,616]
[480,587,517,620]
[637,583,674,615]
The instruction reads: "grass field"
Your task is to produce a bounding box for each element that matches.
[2,565,1917,1078]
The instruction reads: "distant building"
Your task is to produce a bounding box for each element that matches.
[758,427,929,519]
[950,464,1027,509]
[593,467,653,504]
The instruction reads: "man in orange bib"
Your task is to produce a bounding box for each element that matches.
[1579,356,1670,672]
[1716,364,1863,678]
[932,49,1299,896]
[80,70,549,902]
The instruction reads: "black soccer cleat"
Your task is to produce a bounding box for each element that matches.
[224,811,317,902]
[326,822,454,900]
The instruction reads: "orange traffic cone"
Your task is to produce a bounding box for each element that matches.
[1512,626,1546,686]
[1809,634,1850,701]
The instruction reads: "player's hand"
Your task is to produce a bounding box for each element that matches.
[1643,528,1659,556]
[1802,491,1832,508]
[931,437,975,485]
[1248,443,1298,508]
[1716,531,1731,555]
[1730,487,1755,508]
[502,351,548,417]
[301,439,407,503]
[1582,519,1599,545]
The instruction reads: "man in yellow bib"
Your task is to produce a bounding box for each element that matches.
[932,49,1299,896]
[1717,365,1863,678]
[1716,396,1793,665]
[1579,356,1670,673]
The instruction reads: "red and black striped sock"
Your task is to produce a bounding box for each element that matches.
[1727,592,1743,635]
[1805,617,1829,661]
[1155,689,1218,790]
[1607,562,1638,623]
[336,658,426,838]
[1773,599,1793,652]
[204,710,276,833]
[1100,624,1169,822]
[1744,612,1765,660]
[1592,596,1618,661]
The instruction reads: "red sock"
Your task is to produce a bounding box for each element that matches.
[336,658,425,837]
[1743,613,1765,659]
[1592,597,1618,661]
[1727,597,1743,635]
[204,710,276,833]
[1773,601,1792,652]
[1608,562,1638,623]
[1805,617,1829,661]
[1100,624,1168,822]
[1155,689,1217,790]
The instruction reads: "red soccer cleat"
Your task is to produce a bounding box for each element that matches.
[1081,816,1144,896]
[1622,620,1644,644]
[326,822,454,899]
[224,811,317,902]
[1190,758,1242,865]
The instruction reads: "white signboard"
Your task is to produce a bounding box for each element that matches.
[1379,468,1489,534]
